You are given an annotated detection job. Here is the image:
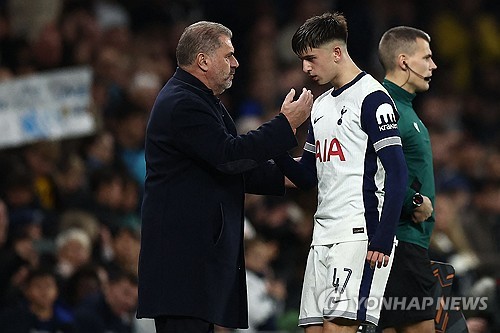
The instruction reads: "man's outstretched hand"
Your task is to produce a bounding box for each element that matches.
[281,88,313,130]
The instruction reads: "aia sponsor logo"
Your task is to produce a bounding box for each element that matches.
[315,138,345,162]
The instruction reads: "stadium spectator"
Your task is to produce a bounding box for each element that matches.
[73,267,137,333]
[0,267,75,333]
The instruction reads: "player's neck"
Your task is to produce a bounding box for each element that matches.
[331,60,362,89]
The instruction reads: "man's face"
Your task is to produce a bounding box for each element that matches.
[298,42,338,86]
[206,36,239,95]
[405,38,437,93]
[105,279,138,316]
[59,238,91,268]
[25,275,58,309]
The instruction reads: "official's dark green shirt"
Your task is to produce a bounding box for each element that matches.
[383,79,435,249]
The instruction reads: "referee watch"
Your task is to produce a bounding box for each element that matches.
[412,193,424,208]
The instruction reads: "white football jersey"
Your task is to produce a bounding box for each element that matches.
[304,72,402,246]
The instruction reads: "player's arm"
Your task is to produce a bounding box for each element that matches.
[367,145,407,267]
[361,91,408,267]
[273,123,318,190]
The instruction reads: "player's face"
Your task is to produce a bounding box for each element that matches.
[298,43,338,86]
[406,38,437,93]
[206,36,239,95]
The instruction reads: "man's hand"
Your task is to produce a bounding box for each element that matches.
[412,195,433,223]
[281,88,313,130]
[366,250,390,269]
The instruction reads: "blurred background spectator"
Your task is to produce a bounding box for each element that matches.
[73,266,138,333]
[0,267,75,333]
[0,0,499,332]
[240,237,287,333]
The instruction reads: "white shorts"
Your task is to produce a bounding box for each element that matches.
[299,240,395,326]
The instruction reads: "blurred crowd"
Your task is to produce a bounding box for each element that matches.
[0,0,499,332]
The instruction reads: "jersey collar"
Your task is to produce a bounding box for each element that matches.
[331,71,366,97]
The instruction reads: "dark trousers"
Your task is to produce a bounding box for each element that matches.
[154,316,215,333]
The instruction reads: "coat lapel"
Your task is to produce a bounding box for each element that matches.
[217,101,237,136]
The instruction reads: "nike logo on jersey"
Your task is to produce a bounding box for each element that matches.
[313,115,324,124]
[413,122,420,132]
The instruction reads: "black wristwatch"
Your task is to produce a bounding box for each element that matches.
[412,193,424,208]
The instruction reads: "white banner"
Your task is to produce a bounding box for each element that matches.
[0,66,96,148]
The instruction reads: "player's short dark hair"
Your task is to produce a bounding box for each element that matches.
[176,21,232,68]
[378,26,431,72]
[292,12,348,56]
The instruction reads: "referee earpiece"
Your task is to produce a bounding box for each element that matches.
[402,60,430,82]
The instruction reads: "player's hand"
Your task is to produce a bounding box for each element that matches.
[280,88,313,130]
[366,250,390,269]
[412,195,433,223]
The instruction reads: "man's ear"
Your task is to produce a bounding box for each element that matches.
[197,53,209,72]
[333,45,342,63]
[398,54,407,70]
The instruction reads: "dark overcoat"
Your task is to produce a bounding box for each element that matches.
[137,68,297,328]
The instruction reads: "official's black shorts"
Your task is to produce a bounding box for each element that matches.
[154,315,214,333]
[378,241,437,329]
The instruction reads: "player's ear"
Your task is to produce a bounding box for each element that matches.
[333,45,342,63]
[197,53,209,72]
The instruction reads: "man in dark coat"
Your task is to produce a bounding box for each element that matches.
[137,21,313,333]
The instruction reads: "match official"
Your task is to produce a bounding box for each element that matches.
[377,26,438,333]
